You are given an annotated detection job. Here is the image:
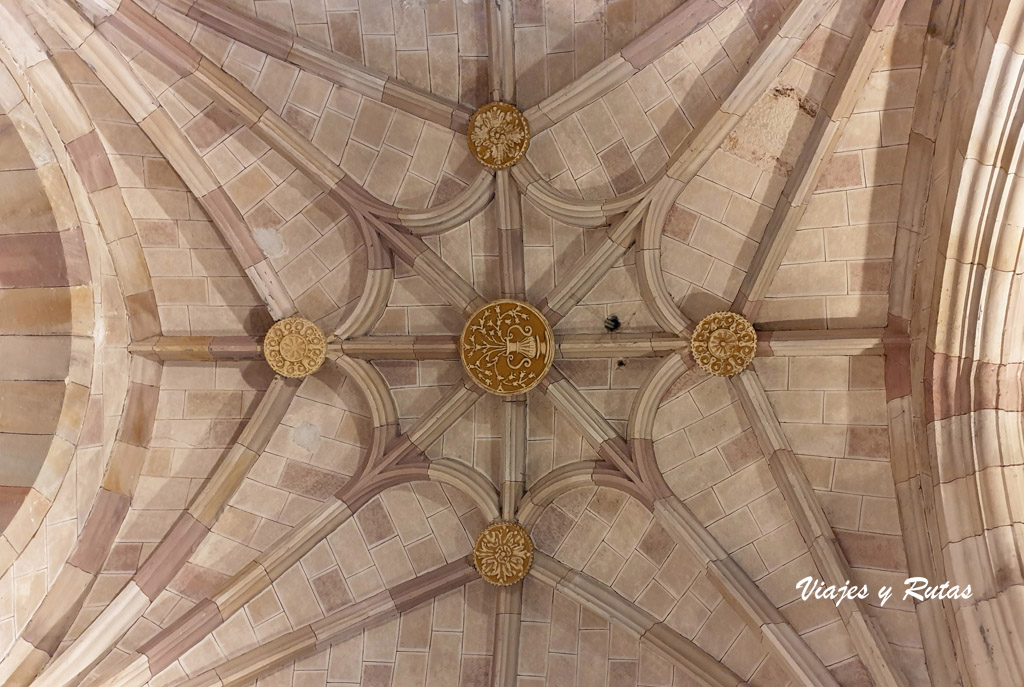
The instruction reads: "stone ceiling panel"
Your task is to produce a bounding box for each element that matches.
[0,0,999,684]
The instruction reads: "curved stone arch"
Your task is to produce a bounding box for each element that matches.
[62,0,491,241]
[636,177,692,336]
[71,457,487,687]
[330,354,398,442]
[626,350,703,500]
[428,458,501,523]
[870,1,1024,684]
[397,172,495,236]
[29,0,301,320]
[0,25,415,659]
[0,30,402,679]
[38,0,501,327]
[627,349,694,444]
[509,0,826,231]
[139,0,493,233]
[0,56,96,583]
[507,0,760,226]
[519,461,653,530]
[917,25,1024,685]
[331,211,392,339]
[511,157,652,227]
[0,18,182,681]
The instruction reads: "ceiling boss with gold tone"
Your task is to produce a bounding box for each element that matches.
[467,101,529,169]
[263,316,327,378]
[460,300,554,395]
[690,311,757,377]
[473,521,533,586]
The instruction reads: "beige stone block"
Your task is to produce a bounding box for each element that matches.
[847,260,892,294]
[0,171,57,235]
[754,520,806,572]
[690,216,756,268]
[683,402,748,456]
[576,100,621,155]
[364,146,411,204]
[825,294,888,327]
[854,68,920,113]
[823,390,887,425]
[833,458,896,498]
[339,140,377,183]
[859,495,901,535]
[253,58,299,115]
[836,112,881,152]
[224,164,275,214]
[880,108,913,147]
[275,564,324,628]
[782,423,846,458]
[678,176,731,221]
[629,64,672,112]
[605,82,656,151]
[245,584,284,626]
[152,277,207,305]
[552,115,600,179]
[701,150,761,198]
[815,489,860,530]
[289,71,332,115]
[122,188,189,220]
[351,99,396,150]
[0,336,71,382]
[714,460,775,514]
[799,190,849,229]
[664,450,730,500]
[0,381,64,434]
[847,184,900,224]
[409,123,454,183]
[822,223,895,260]
[183,390,242,418]
[789,356,849,390]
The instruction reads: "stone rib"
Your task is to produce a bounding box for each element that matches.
[144,560,477,687]
[637,0,844,334]
[732,369,910,687]
[755,328,894,357]
[159,0,473,133]
[30,376,301,687]
[35,0,297,319]
[734,0,908,319]
[532,553,749,687]
[525,0,720,133]
[626,349,840,686]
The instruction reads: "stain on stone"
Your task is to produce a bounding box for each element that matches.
[252,228,285,258]
[292,421,321,451]
[724,83,818,177]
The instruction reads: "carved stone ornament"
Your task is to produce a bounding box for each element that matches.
[263,316,327,378]
[473,521,534,586]
[460,300,554,395]
[690,311,757,377]
[467,101,530,169]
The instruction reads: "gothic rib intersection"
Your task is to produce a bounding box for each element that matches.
[0,0,927,686]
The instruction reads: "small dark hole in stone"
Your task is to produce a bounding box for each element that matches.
[604,315,621,332]
[616,360,626,368]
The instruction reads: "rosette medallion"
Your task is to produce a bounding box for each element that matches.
[263,316,327,378]
[690,311,757,377]
[473,521,534,586]
[460,300,554,395]
[467,101,530,169]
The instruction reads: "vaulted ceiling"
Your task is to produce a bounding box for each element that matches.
[0,0,1018,686]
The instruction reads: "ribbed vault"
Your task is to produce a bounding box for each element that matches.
[0,0,1016,686]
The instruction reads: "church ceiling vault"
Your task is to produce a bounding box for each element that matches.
[0,0,1016,686]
